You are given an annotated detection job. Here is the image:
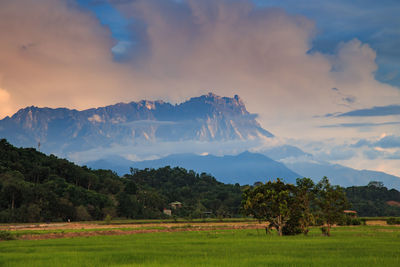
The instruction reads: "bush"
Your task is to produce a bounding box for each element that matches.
[351,218,362,225]
[386,217,400,225]
[104,214,112,225]
[0,230,16,241]
[338,216,352,226]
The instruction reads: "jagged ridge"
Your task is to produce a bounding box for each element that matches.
[0,93,273,155]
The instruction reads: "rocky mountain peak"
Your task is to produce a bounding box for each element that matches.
[0,93,273,156]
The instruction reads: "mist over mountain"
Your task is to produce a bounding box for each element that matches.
[285,161,400,190]
[0,93,272,157]
[86,149,400,189]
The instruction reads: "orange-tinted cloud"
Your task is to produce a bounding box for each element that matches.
[0,0,136,116]
[0,0,399,139]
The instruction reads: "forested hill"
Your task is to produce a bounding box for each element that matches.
[0,139,242,223]
[345,182,400,216]
[0,138,122,222]
[1,138,400,223]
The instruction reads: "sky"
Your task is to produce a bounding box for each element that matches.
[1,0,400,176]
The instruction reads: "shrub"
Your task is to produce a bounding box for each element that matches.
[0,230,16,241]
[338,216,352,226]
[351,218,362,225]
[104,214,112,225]
[386,217,400,225]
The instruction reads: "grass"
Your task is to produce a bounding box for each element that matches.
[0,217,255,227]
[5,226,168,238]
[1,226,400,266]
[96,217,255,225]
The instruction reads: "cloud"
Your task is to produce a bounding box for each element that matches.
[0,0,134,115]
[68,138,266,163]
[315,146,356,161]
[350,135,400,149]
[255,0,400,87]
[375,135,400,148]
[88,114,104,123]
[110,0,400,136]
[321,121,400,128]
[0,88,10,103]
[351,139,371,148]
[1,0,400,143]
[386,151,400,160]
[338,105,400,117]
[0,87,12,118]
[363,149,384,160]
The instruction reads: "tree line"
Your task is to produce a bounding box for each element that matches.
[1,138,400,223]
[0,139,242,222]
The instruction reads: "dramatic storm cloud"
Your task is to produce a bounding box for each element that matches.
[1,0,399,124]
[0,0,134,117]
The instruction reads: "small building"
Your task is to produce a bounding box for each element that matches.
[169,201,182,209]
[344,210,357,217]
[163,208,172,216]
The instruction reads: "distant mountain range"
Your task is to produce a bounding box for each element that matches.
[86,151,400,189]
[86,152,300,185]
[0,93,272,156]
[285,161,400,189]
[2,92,400,189]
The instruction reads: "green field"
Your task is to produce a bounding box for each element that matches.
[1,226,400,266]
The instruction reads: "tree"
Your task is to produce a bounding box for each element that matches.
[315,177,349,236]
[368,181,384,188]
[295,178,315,235]
[242,179,296,236]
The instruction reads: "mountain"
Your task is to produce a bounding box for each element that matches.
[86,148,400,190]
[285,161,400,190]
[85,155,135,175]
[86,151,301,185]
[0,93,272,157]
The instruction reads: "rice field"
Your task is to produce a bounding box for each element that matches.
[1,225,399,266]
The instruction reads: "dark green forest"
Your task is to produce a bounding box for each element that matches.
[0,139,241,222]
[1,139,400,223]
[345,181,400,216]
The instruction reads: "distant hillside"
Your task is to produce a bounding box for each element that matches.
[345,182,400,216]
[0,93,272,157]
[0,139,124,222]
[0,139,245,222]
[285,161,400,190]
[86,152,301,185]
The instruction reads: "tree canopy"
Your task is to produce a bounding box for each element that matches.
[242,177,348,236]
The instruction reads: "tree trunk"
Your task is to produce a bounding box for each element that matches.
[278,225,283,236]
[277,215,283,236]
[327,224,331,237]
[11,192,15,210]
